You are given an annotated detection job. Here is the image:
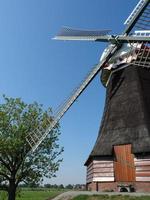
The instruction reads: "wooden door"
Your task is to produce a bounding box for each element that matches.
[114,144,135,182]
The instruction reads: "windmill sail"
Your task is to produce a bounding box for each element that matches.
[26,64,101,151]
[53,27,111,41]
[54,29,149,43]
[123,0,150,35]
[26,44,118,152]
[124,0,148,26]
[132,41,150,67]
[53,1,150,42]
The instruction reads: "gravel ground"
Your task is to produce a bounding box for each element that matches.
[52,191,150,200]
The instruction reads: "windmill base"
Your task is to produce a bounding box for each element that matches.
[86,182,150,192]
[86,145,150,193]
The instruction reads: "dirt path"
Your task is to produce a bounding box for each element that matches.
[52,191,150,200]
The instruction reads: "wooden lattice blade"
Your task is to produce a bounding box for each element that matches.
[123,0,150,35]
[53,27,111,41]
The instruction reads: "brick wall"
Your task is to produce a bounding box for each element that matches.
[87,182,150,192]
[135,182,150,192]
[87,182,117,192]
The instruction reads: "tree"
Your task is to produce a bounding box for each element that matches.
[44,183,52,188]
[59,184,64,189]
[0,96,63,200]
[66,184,73,189]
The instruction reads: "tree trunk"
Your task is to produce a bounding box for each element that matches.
[8,180,16,200]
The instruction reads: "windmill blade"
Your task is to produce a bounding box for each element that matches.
[123,0,150,35]
[54,1,150,41]
[54,33,150,43]
[26,64,103,151]
[97,35,150,43]
[53,26,111,41]
[26,44,118,152]
[131,41,150,68]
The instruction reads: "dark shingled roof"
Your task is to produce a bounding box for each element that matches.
[85,65,150,165]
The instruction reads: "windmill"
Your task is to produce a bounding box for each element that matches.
[26,0,150,192]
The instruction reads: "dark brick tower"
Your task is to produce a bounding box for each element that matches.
[85,64,150,192]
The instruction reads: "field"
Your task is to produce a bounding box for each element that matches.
[72,195,150,200]
[1,191,150,200]
[0,188,65,200]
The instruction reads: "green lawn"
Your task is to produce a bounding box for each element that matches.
[1,191,150,200]
[72,195,150,200]
[0,191,7,200]
[0,189,65,200]
[17,190,63,200]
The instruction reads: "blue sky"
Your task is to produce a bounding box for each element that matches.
[0,0,139,185]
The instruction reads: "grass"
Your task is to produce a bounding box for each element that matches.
[0,188,65,200]
[72,195,150,200]
[0,191,7,200]
[1,190,150,200]
[16,189,63,200]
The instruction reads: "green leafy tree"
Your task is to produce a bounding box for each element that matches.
[59,184,64,189]
[44,183,52,188]
[0,96,63,200]
[66,184,73,189]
